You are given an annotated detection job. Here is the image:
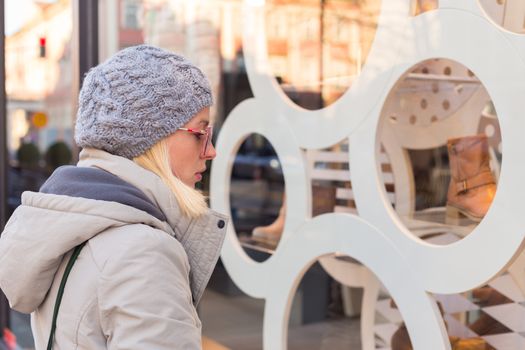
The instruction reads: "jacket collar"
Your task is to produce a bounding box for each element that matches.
[77,148,228,305]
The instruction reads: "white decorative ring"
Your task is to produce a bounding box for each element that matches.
[210,98,309,298]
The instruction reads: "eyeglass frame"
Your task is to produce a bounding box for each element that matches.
[177,125,214,157]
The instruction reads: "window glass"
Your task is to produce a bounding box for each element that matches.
[412,0,438,15]
[265,0,381,110]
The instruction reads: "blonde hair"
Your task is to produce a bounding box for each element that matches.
[133,138,208,218]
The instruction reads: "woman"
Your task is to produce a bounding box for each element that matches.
[0,45,228,349]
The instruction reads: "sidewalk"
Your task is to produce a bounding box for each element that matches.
[11,289,361,349]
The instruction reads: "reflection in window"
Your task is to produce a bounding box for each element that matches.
[411,0,438,16]
[265,0,382,110]
[230,134,284,258]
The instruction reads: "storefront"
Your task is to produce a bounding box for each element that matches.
[2,0,525,349]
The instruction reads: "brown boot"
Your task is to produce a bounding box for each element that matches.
[446,134,496,222]
[252,197,285,245]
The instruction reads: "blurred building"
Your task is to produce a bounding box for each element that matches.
[6,0,73,157]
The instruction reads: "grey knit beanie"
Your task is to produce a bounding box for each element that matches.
[75,44,213,159]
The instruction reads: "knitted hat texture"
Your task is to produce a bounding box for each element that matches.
[74,45,213,159]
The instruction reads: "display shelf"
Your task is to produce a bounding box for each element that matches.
[405,73,480,84]
[237,207,476,254]
[401,207,477,239]
[239,234,362,263]
[238,234,277,254]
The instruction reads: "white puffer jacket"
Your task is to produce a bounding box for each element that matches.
[0,148,228,349]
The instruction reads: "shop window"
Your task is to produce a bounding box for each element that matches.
[377,58,501,244]
[479,0,525,34]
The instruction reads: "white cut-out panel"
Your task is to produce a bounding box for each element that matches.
[209,1,525,349]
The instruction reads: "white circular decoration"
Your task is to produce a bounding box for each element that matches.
[210,98,309,298]
[210,1,525,349]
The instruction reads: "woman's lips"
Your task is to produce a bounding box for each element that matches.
[195,173,203,181]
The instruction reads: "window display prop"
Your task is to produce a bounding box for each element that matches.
[251,195,285,245]
[211,1,525,349]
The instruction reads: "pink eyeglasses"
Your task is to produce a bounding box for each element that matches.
[177,125,214,157]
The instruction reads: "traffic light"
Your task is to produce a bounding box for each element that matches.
[39,37,46,58]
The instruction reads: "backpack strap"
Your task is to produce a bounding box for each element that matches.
[46,242,87,350]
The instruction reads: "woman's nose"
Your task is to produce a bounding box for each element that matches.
[203,143,216,160]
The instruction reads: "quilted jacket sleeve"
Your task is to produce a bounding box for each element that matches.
[97,226,201,349]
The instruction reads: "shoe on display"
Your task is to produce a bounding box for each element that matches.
[252,197,285,245]
[446,134,496,222]
[251,185,336,245]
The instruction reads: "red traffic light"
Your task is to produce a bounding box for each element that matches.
[39,37,46,58]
